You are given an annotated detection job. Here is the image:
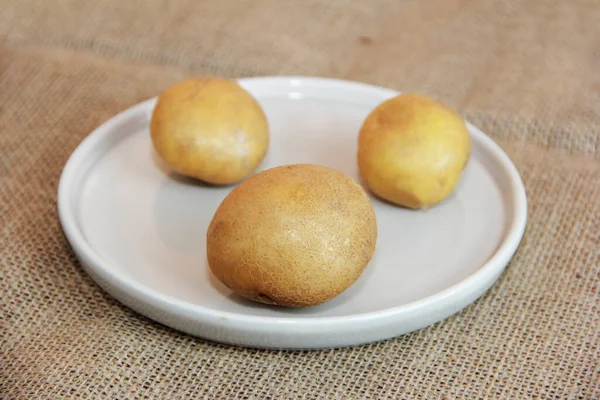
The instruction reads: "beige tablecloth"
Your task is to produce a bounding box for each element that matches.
[1,1,598,398]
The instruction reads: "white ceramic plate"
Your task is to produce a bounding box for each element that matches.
[58,77,527,349]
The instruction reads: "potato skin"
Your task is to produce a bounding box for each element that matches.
[358,93,471,209]
[150,76,269,185]
[206,164,378,307]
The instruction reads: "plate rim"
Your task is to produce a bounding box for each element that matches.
[58,76,528,330]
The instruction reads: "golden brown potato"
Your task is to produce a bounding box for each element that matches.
[358,93,471,209]
[206,164,378,307]
[150,76,269,185]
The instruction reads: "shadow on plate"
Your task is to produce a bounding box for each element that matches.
[151,148,237,188]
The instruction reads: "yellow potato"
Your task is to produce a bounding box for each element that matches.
[206,164,378,307]
[150,76,269,185]
[357,93,471,209]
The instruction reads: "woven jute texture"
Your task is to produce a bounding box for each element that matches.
[1,1,599,399]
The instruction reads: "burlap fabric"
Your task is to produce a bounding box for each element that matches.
[1,1,598,398]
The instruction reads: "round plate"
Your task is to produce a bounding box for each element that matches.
[58,77,527,349]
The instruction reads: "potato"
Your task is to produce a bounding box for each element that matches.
[206,164,378,307]
[357,93,472,209]
[150,76,269,185]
